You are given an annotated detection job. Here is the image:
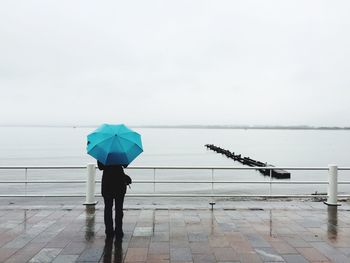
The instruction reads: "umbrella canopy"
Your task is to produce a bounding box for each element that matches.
[87,124,143,165]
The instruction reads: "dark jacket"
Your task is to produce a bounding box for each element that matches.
[97,161,127,197]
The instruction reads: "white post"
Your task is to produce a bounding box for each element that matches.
[325,165,340,206]
[209,168,215,210]
[84,163,97,205]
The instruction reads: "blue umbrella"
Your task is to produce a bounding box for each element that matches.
[87,124,143,165]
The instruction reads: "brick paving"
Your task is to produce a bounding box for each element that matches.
[0,199,349,262]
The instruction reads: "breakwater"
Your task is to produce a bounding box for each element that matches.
[205,144,291,179]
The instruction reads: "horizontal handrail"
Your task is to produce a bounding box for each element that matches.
[1,180,350,184]
[1,165,350,170]
[1,194,347,198]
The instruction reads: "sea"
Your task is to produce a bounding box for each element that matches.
[0,126,349,196]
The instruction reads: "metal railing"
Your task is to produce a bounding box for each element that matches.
[0,165,349,204]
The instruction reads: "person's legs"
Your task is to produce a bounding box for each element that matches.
[103,196,114,237]
[114,193,125,237]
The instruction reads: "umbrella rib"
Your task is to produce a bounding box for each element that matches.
[115,136,128,154]
[89,135,114,149]
[118,132,142,147]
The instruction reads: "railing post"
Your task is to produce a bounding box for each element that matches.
[269,169,272,196]
[153,168,156,193]
[209,168,215,210]
[84,163,97,205]
[25,168,28,197]
[325,165,340,206]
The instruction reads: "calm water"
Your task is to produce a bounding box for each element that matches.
[0,126,349,195]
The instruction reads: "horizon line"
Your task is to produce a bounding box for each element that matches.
[0,124,349,130]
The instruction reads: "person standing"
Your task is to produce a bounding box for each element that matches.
[98,161,130,239]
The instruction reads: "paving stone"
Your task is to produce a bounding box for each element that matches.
[4,252,35,263]
[339,247,350,257]
[52,255,79,263]
[298,232,323,242]
[296,247,330,262]
[193,253,216,263]
[123,222,136,232]
[255,247,285,262]
[311,241,349,263]
[231,240,255,253]
[282,254,309,263]
[240,252,263,263]
[297,219,323,228]
[152,231,170,242]
[188,232,208,242]
[15,242,46,255]
[171,240,190,249]
[46,238,71,248]
[149,241,169,254]
[125,247,148,262]
[3,235,34,249]
[60,241,87,255]
[283,235,311,248]
[154,222,169,232]
[129,236,151,248]
[270,240,298,254]
[29,248,62,263]
[170,247,192,261]
[245,233,271,248]
[76,247,104,262]
[0,248,18,262]
[147,253,170,262]
[133,226,153,237]
[208,236,230,247]
[213,247,240,261]
[218,222,237,231]
[189,242,212,254]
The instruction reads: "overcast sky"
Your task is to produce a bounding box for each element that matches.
[1,0,349,126]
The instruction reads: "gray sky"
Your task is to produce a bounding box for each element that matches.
[1,0,349,126]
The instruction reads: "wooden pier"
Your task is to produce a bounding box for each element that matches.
[205,144,291,179]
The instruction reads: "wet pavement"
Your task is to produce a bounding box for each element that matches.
[0,198,349,262]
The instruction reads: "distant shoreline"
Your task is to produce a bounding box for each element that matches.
[1,124,349,130]
[133,125,350,130]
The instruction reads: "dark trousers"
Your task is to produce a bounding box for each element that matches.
[103,194,125,235]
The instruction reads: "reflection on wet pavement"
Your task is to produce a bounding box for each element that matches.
[327,205,338,241]
[85,206,96,242]
[103,239,123,263]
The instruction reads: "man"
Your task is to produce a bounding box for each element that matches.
[98,161,131,239]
